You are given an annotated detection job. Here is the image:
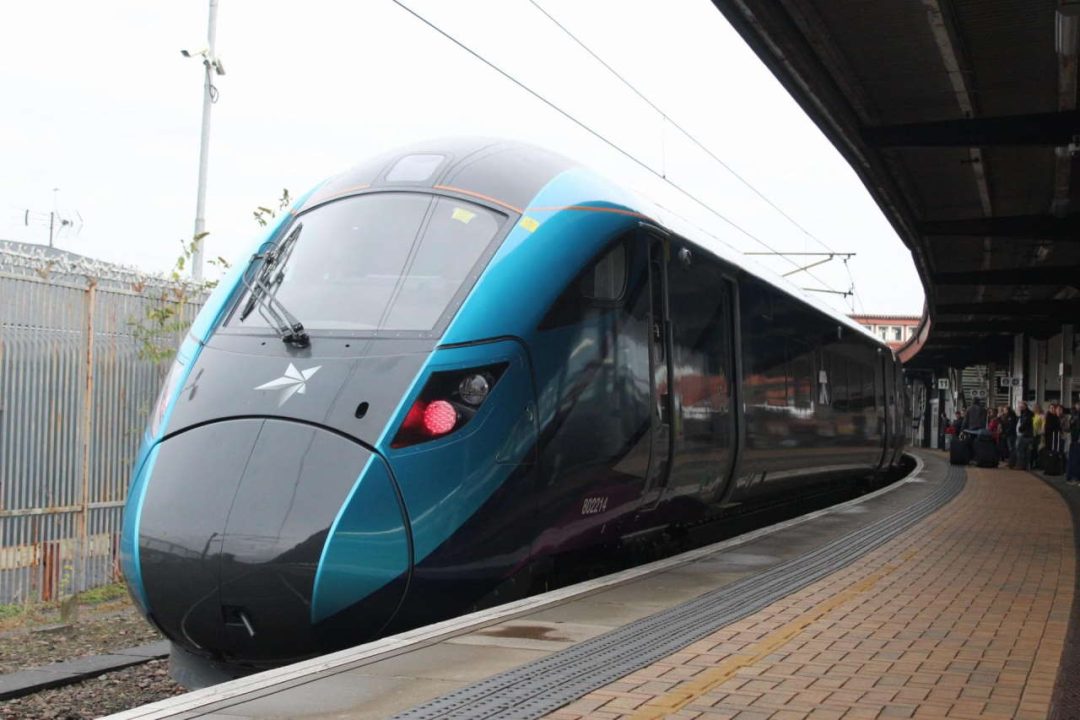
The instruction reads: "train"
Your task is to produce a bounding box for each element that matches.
[119,138,907,686]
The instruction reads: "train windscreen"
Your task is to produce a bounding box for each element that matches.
[227,192,506,335]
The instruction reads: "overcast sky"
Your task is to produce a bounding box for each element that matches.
[0,0,925,316]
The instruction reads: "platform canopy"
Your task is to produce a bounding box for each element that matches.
[711,0,1080,368]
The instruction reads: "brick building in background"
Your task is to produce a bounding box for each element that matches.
[849,314,920,350]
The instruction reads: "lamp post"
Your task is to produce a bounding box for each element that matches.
[182,0,225,282]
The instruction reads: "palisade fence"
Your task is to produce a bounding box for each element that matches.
[0,241,205,605]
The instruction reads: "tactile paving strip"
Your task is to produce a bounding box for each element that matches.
[392,464,965,720]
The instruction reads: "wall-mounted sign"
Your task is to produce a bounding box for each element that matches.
[937,378,948,390]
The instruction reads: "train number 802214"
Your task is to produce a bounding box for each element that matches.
[581,496,609,515]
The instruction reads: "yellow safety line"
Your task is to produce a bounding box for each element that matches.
[629,548,919,720]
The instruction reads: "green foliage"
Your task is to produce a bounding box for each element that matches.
[253,188,292,227]
[0,603,26,621]
[127,237,210,363]
[129,189,290,363]
[75,582,128,605]
[0,583,131,631]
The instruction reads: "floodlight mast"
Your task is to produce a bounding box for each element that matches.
[184,0,223,282]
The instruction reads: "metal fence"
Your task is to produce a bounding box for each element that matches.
[0,241,203,605]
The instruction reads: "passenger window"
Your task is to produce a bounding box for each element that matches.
[831,355,848,411]
[580,243,627,302]
[539,236,632,330]
[790,349,813,409]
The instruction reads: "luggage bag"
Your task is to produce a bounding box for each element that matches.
[950,436,971,465]
[974,436,998,468]
[1043,432,1064,476]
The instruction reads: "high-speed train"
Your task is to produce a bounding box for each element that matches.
[120,139,906,684]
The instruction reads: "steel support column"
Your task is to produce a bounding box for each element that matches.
[1061,325,1074,406]
[1011,333,1025,409]
[1031,337,1045,407]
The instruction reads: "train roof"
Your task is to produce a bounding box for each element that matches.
[297,137,576,216]
[299,138,886,352]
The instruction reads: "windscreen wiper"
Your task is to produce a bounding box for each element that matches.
[239,223,310,348]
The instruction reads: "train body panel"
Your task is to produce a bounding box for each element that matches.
[729,274,889,502]
[120,138,907,681]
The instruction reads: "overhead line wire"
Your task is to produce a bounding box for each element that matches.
[391,0,848,299]
[525,0,865,308]
[522,0,868,310]
[525,0,839,255]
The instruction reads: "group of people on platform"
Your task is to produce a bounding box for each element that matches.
[945,397,1080,482]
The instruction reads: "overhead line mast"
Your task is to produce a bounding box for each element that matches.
[182,0,225,283]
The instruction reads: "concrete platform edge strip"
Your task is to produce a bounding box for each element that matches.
[388,461,964,720]
[0,640,170,701]
[103,455,927,720]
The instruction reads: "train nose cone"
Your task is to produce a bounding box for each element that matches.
[129,419,411,667]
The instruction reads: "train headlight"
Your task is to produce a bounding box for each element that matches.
[391,363,507,449]
[458,374,490,406]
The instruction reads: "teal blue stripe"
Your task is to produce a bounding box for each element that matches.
[310,454,374,620]
[124,444,160,613]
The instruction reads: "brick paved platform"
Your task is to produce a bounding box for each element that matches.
[550,459,1075,720]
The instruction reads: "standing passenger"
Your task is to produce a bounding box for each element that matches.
[1014,401,1033,471]
[1032,404,1045,469]
[1046,403,1062,462]
[964,397,988,431]
[1003,407,1018,462]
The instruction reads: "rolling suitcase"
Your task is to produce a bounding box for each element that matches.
[974,436,998,468]
[950,436,971,465]
[1043,432,1064,476]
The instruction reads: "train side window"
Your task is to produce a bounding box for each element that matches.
[790,348,813,409]
[580,243,627,303]
[538,237,632,330]
[831,355,848,411]
[849,362,865,411]
[765,342,789,408]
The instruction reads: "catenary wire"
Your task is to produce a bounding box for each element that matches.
[525,0,866,306]
[391,0,850,299]
[525,0,839,255]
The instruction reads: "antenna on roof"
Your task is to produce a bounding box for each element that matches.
[23,205,82,249]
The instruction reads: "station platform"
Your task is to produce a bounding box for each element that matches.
[108,450,1078,720]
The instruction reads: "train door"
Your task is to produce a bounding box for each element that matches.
[893,363,907,464]
[639,231,675,509]
[877,354,892,470]
[665,241,738,501]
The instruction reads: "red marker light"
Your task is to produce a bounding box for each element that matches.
[402,400,426,432]
[423,400,457,436]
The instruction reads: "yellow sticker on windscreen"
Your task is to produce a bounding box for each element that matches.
[451,207,476,224]
[519,216,539,232]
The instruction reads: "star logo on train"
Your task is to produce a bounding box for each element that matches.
[254,363,322,406]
